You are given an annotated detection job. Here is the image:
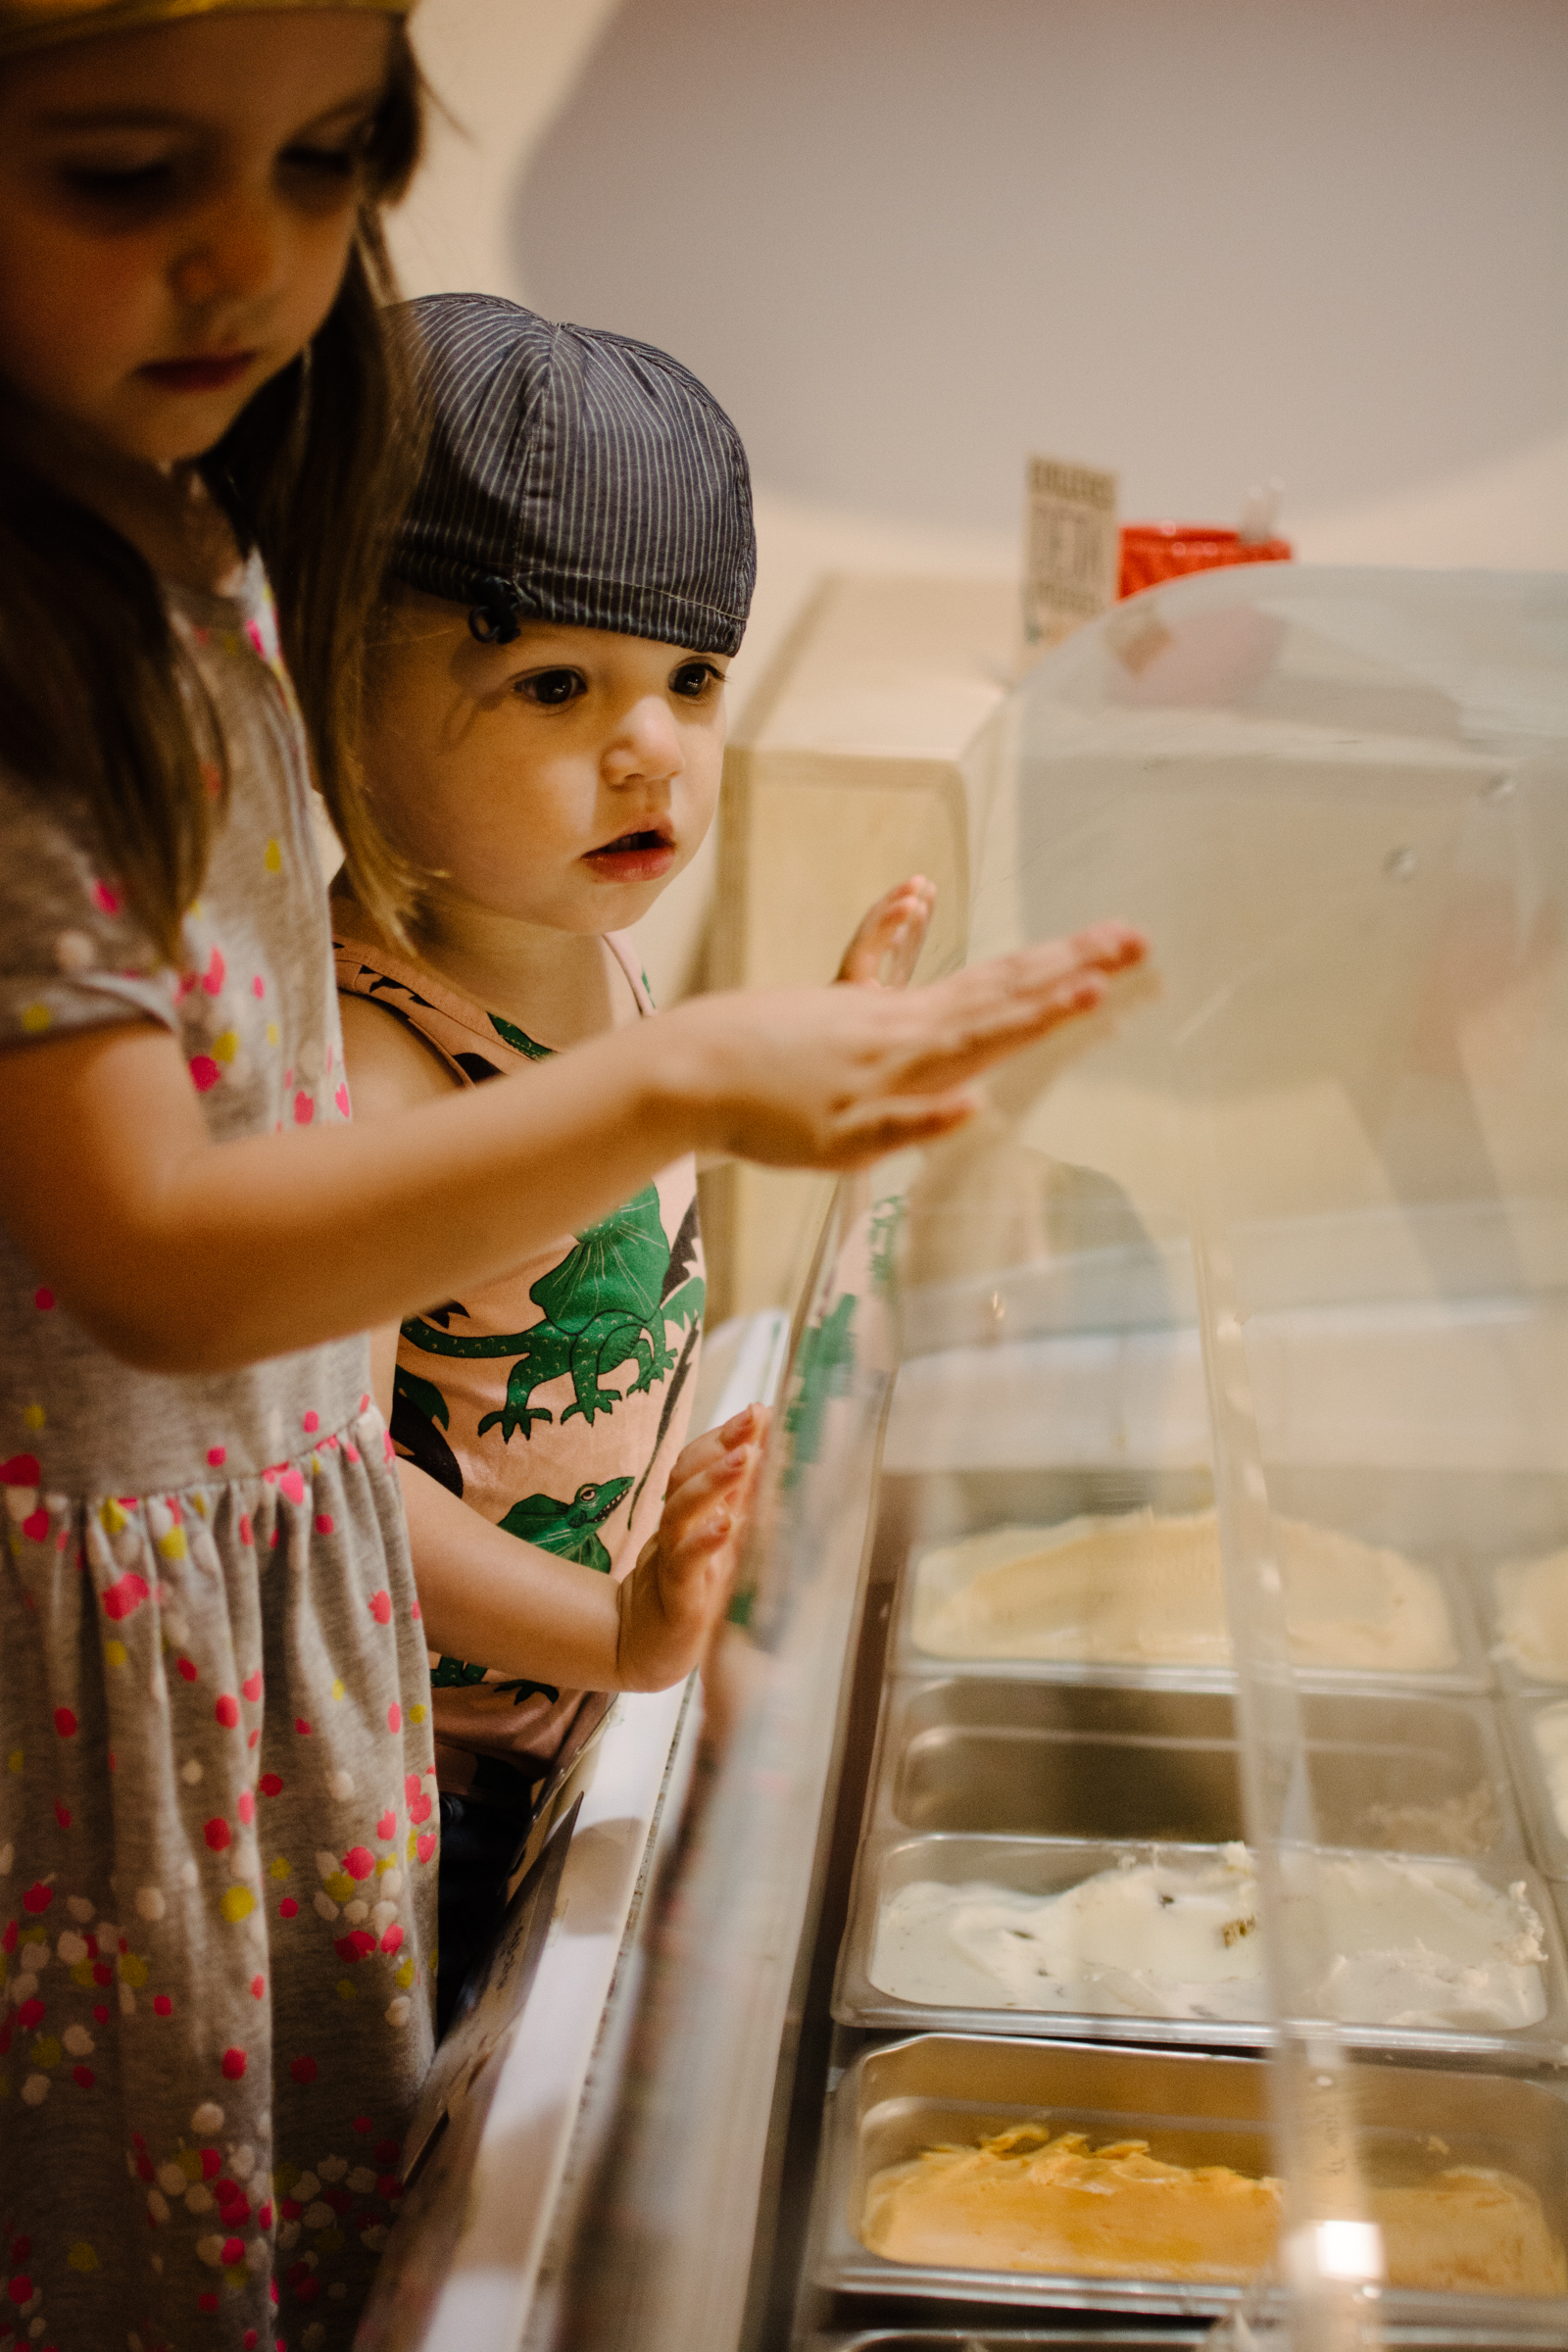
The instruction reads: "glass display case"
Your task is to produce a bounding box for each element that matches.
[408,564,1568,2352]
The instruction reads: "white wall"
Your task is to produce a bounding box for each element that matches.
[389,0,1568,995]
[385,0,621,305]
[511,0,1568,552]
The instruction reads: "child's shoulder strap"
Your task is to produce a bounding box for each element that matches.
[604,929,657,1017]
[332,907,552,1088]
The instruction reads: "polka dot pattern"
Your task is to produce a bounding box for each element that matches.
[0,559,434,2349]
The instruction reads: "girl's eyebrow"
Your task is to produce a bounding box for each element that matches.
[31,88,385,134]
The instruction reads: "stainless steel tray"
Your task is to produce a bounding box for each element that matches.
[835,1833,1268,2053]
[1502,1694,1568,1883]
[865,1678,1527,1861]
[832,1831,1568,2062]
[814,2324,1568,2351]
[811,2334,1209,2350]
[892,1527,1492,1695]
[810,2336,1559,2352]
[808,2034,1568,2333]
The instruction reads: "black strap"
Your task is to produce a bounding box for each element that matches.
[466,574,527,644]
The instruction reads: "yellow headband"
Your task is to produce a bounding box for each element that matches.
[0,0,414,63]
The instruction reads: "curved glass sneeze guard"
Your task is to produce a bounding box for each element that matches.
[1168,580,1568,2351]
[548,567,1568,2352]
[898,565,1568,2351]
[549,1170,906,2352]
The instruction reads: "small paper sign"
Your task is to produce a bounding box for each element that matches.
[1022,455,1120,650]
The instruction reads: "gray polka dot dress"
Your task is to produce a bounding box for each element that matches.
[0,562,437,2352]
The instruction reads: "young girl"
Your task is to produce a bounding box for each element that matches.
[334,294,941,2022]
[0,8,1145,2345]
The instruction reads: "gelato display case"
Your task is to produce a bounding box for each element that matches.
[373,564,1568,2352]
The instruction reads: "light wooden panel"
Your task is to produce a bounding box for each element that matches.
[706,573,1016,1320]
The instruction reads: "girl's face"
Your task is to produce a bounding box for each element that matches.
[0,11,394,466]
[366,599,731,938]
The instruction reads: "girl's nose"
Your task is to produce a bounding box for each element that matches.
[604,697,683,786]
[170,194,284,310]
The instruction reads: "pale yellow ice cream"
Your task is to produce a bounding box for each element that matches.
[1531,1700,1568,1837]
[911,1507,1456,1673]
[860,2126,1565,2293]
[1376,2167,1567,2294]
[1496,1548,1568,1684]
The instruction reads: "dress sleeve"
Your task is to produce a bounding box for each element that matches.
[0,766,180,1047]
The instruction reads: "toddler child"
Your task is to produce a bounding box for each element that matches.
[0,9,1144,2340]
[334,294,939,2019]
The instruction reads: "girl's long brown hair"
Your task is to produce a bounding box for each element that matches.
[0,26,425,962]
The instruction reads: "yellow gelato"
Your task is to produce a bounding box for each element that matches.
[861,2126,1565,2294]
[862,2126,1279,2282]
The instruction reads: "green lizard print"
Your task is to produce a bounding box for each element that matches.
[430,1477,633,1701]
[868,1194,907,1299]
[488,1009,552,1062]
[727,1292,858,1628]
[497,1474,634,1571]
[402,1191,704,1443]
[781,1292,858,1483]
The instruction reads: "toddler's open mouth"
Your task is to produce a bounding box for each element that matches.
[584,826,677,883]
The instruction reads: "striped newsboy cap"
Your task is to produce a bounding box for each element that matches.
[391,295,756,658]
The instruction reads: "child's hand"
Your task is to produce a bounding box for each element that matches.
[613,1404,768,1691]
[836,874,937,988]
[669,920,1149,1172]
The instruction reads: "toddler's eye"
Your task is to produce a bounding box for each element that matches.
[670,661,723,700]
[515,667,587,709]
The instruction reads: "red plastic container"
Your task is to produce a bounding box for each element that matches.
[1118,522,1293,601]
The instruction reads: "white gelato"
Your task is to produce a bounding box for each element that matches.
[1495,1547,1568,1683]
[869,1847,1547,2032]
[1531,1700,1568,1838]
[911,1507,1457,1674]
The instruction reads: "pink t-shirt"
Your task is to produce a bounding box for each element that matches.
[334,906,703,1800]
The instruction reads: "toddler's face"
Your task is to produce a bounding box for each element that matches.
[366,599,730,936]
[0,13,393,465]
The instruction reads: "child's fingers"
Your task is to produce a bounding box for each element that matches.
[811,1090,983,1170]
[721,1399,769,1448]
[673,1501,734,1557]
[836,875,937,987]
[883,969,1112,1097]
[895,926,1143,1065]
[656,1488,755,1631]
[1062,919,1149,975]
[855,882,931,979]
[655,1414,771,1609]
[889,928,1147,1088]
[617,1416,769,1687]
[658,1444,754,1549]
[686,919,1148,1173]
[666,1402,765,1495]
[804,936,1148,1167]
[874,886,935,991]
